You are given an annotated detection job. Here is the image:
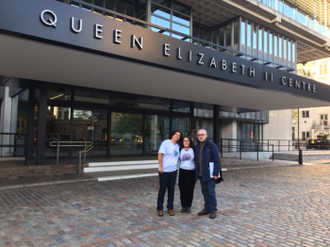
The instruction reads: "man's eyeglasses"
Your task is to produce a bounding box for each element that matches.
[197,134,205,136]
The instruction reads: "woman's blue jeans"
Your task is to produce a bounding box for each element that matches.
[157,170,177,211]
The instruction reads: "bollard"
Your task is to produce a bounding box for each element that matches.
[298,149,303,165]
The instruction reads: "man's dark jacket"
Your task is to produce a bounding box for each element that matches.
[194,138,222,182]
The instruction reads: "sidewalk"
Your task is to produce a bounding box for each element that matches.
[0,156,301,191]
[1,158,330,246]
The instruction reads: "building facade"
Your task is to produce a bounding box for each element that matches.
[1,0,330,165]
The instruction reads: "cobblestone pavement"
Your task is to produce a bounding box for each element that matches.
[1,162,330,247]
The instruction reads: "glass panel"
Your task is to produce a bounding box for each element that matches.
[152,0,171,7]
[151,15,170,29]
[172,12,190,26]
[115,0,125,14]
[74,89,109,104]
[240,20,245,45]
[225,23,231,46]
[110,112,143,155]
[72,109,107,157]
[172,2,190,15]
[48,88,71,101]
[144,115,170,154]
[46,106,71,141]
[172,22,189,35]
[193,117,213,142]
[247,22,251,47]
[105,0,114,10]
[233,19,239,45]
[171,117,190,137]
[109,93,170,111]
[172,100,190,113]
[151,4,171,18]
[264,30,268,52]
[94,0,104,7]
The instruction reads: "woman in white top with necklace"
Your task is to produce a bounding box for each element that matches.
[178,136,196,213]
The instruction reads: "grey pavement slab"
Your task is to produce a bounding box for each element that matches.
[1,162,330,246]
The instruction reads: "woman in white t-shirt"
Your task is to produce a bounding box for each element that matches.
[157,130,182,217]
[178,136,196,213]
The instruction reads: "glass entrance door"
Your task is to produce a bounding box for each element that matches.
[145,115,170,154]
[73,109,107,156]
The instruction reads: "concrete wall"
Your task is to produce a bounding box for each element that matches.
[264,109,292,140]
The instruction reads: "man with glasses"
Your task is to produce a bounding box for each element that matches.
[194,129,221,219]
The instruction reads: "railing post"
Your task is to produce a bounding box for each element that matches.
[220,139,223,158]
[56,141,60,164]
[278,140,280,152]
[78,151,82,175]
[256,142,259,161]
[267,140,270,152]
[272,144,274,161]
[240,140,242,159]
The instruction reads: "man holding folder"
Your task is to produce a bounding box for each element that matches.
[194,128,222,219]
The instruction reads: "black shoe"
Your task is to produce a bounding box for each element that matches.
[197,210,210,216]
[186,207,191,214]
[209,211,217,219]
[181,207,187,213]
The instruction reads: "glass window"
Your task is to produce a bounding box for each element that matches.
[264,30,268,53]
[109,93,170,111]
[279,36,282,58]
[219,27,225,46]
[144,114,170,154]
[283,2,294,19]
[225,23,232,46]
[172,2,190,15]
[252,24,257,49]
[283,38,287,59]
[172,100,190,113]
[172,12,190,26]
[151,5,171,19]
[247,22,251,47]
[269,32,273,55]
[105,0,114,10]
[151,15,170,29]
[258,27,262,50]
[172,117,190,137]
[240,20,245,45]
[152,0,171,8]
[48,88,71,101]
[297,10,307,25]
[288,40,291,61]
[172,22,189,35]
[110,112,143,155]
[233,19,239,45]
[74,89,109,104]
[274,35,277,56]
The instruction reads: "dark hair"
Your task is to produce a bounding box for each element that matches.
[170,130,182,142]
[180,136,195,149]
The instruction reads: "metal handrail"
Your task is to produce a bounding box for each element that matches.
[78,142,94,175]
[49,140,92,164]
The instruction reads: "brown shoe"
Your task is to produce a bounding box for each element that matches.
[197,210,210,216]
[157,210,163,217]
[168,210,175,216]
[209,211,217,219]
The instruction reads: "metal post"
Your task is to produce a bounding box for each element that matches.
[240,140,242,159]
[56,141,60,164]
[256,142,259,161]
[79,151,82,175]
[299,149,303,165]
[272,144,274,161]
[297,108,300,150]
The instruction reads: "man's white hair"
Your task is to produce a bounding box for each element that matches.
[198,128,207,135]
